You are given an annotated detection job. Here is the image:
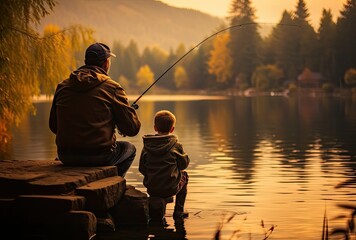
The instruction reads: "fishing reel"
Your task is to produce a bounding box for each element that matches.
[131,103,139,110]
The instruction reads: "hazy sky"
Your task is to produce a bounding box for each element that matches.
[160,0,345,29]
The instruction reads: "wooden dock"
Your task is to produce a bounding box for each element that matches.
[0,160,148,240]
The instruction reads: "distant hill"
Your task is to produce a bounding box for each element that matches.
[37,0,225,51]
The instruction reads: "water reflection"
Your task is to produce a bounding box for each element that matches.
[4,96,356,239]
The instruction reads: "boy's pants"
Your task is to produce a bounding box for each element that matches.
[174,171,189,214]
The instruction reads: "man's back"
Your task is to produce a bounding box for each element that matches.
[49,65,141,163]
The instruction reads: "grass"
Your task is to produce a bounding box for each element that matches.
[213,212,276,240]
[322,203,356,240]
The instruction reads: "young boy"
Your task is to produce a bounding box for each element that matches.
[139,110,190,219]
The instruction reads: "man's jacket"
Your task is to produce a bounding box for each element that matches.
[139,134,190,197]
[49,65,141,164]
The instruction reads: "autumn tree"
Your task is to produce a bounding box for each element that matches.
[37,24,94,95]
[344,68,356,88]
[174,66,189,89]
[0,0,93,157]
[252,65,284,91]
[207,32,232,86]
[141,46,168,81]
[136,65,154,91]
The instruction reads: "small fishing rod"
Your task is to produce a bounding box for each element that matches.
[131,22,300,109]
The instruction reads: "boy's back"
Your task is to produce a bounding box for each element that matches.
[139,110,190,219]
[139,134,189,198]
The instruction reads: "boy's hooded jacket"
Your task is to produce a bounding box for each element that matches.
[139,134,190,198]
[49,65,141,165]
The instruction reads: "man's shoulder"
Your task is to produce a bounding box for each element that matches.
[103,78,122,88]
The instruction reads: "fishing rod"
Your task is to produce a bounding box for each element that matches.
[131,22,300,109]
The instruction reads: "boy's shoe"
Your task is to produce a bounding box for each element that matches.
[173,211,189,219]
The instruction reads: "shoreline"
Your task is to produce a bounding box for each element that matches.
[31,88,355,103]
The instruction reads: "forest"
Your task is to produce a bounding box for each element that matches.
[0,0,356,155]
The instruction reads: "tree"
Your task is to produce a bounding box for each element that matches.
[0,0,93,157]
[0,0,56,156]
[318,9,336,83]
[252,64,284,91]
[268,10,298,80]
[207,32,232,86]
[111,41,126,81]
[344,68,356,87]
[228,0,262,85]
[122,40,140,81]
[174,66,189,89]
[185,42,213,89]
[159,48,176,90]
[293,0,319,73]
[136,65,154,91]
[141,46,168,80]
[335,0,356,84]
[37,24,94,95]
[0,0,55,124]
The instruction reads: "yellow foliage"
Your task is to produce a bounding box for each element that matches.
[174,66,188,89]
[136,65,154,90]
[207,32,233,84]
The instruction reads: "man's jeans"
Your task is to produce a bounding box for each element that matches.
[107,141,136,177]
[58,141,136,178]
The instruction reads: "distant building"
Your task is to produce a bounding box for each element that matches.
[297,68,324,88]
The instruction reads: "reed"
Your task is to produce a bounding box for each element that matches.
[213,212,275,240]
[322,203,356,239]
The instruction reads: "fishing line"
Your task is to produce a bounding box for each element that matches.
[131,22,301,109]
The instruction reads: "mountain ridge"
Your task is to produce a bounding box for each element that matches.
[38,0,226,51]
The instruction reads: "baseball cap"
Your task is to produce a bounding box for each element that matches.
[85,43,116,62]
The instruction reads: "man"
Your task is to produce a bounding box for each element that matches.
[49,42,141,177]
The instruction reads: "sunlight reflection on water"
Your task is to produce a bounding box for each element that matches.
[7,96,356,239]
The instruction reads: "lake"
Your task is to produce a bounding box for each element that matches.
[6,95,356,240]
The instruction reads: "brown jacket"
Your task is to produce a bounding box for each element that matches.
[49,65,141,163]
[139,134,190,197]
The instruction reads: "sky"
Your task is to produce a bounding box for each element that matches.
[160,0,346,29]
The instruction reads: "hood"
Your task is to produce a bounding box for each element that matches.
[143,134,178,155]
[66,65,110,92]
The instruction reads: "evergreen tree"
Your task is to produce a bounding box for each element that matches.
[111,41,126,81]
[122,40,140,81]
[228,0,262,86]
[318,9,336,84]
[335,0,356,85]
[159,48,177,90]
[293,0,319,73]
[185,43,213,89]
[268,10,298,81]
[141,46,168,81]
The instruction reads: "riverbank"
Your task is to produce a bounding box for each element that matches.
[31,87,356,103]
